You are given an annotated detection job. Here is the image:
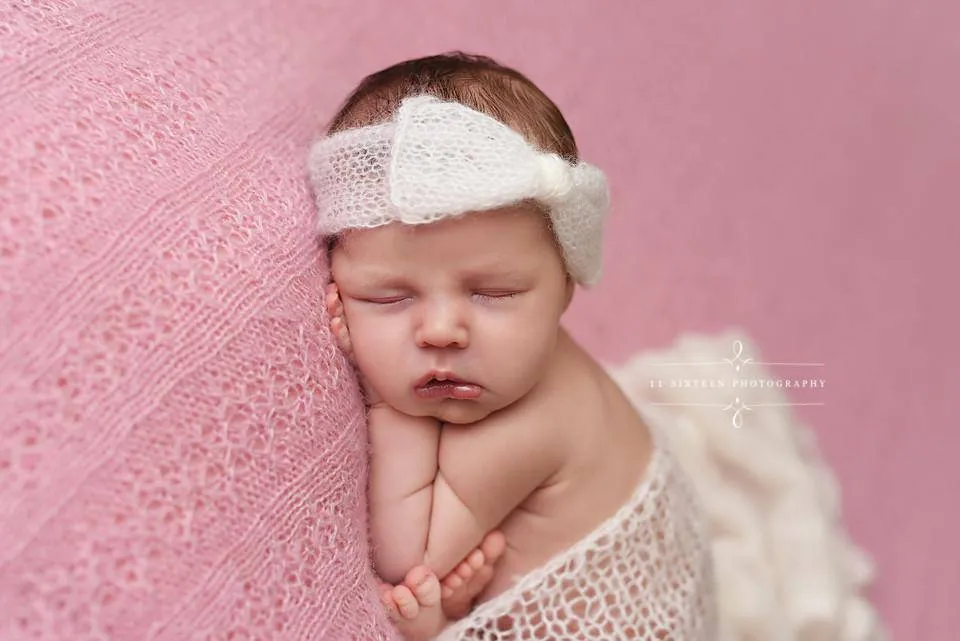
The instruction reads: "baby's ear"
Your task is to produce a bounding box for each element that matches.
[562,274,576,310]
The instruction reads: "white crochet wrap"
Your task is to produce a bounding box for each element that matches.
[307,95,610,286]
[437,408,717,640]
[437,331,887,641]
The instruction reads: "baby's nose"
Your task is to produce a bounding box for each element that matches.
[415,301,469,349]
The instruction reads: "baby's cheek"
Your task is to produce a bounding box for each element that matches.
[351,321,406,376]
[502,328,558,382]
[348,313,391,346]
[351,328,390,366]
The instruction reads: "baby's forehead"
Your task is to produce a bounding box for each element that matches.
[331,206,562,280]
[341,206,551,245]
[340,234,526,270]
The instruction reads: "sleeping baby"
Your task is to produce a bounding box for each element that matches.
[308,52,717,640]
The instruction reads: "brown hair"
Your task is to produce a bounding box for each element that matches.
[326,51,579,162]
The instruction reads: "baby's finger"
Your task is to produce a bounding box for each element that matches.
[379,585,400,622]
[335,320,353,351]
[324,283,344,313]
[324,295,338,318]
[325,295,342,318]
[331,317,347,342]
[392,585,420,620]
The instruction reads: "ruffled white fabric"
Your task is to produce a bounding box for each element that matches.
[609,330,887,641]
[436,330,887,641]
[307,95,610,286]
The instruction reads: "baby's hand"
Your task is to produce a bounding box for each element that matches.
[378,566,447,641]
[377,532,505,638]
[325,282,382,406]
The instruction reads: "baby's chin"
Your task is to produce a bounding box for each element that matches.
[390,396,501,426]
[428,400,496,425]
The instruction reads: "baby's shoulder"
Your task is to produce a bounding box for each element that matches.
[536,343,610,421]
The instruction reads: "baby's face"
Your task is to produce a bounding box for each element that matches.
[331,206,573,424]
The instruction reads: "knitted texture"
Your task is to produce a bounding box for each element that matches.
[437,414,717,640]
[0,1,398,639]
[307,95,611,286]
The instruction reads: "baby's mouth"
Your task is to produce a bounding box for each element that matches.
[414,374,483,400]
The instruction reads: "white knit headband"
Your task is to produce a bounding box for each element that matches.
[307,95,610,286]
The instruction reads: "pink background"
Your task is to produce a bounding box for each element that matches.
[315,1,957,638]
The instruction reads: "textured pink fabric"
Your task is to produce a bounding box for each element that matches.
[0,1,397,639]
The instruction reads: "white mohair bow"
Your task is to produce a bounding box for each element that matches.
[308,95,610,286]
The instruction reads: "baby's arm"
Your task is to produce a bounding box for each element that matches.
[366,402,442,584]
[371,406,561,586]
[326,284,442,585]
[422,408,565,578]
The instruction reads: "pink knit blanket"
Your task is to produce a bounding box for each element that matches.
[0,1,398,638]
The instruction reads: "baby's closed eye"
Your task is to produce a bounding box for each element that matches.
[471,290,523,303]
[345,288,526,305]
[358,295,411,305]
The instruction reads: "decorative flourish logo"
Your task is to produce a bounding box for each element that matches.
[722,340,753,372]
[722,397,752,429]
[646,340,826,428]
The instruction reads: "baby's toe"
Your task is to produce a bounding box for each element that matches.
[443,573,464,591]
[480,531,507,562]
[456,560,474,581]
[467,565,494,598]
[466,548,485,571]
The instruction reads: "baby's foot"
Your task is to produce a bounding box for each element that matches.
[440,530,507,620]
[379,566,447,641]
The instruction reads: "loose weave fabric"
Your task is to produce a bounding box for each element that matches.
[0,1,398,639]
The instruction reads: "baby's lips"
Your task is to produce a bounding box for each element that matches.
[414,370,475,388]
[414,381,483,400]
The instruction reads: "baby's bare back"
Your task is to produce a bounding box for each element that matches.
[441,329,655,602]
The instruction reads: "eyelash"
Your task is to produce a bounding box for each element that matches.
[472,291,519,302]
[363,296,409,305]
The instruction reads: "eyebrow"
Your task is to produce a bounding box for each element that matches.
[342,268,410,288]
[344,266,533,289]
[459,265,536,287]
[465,265,528,278]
